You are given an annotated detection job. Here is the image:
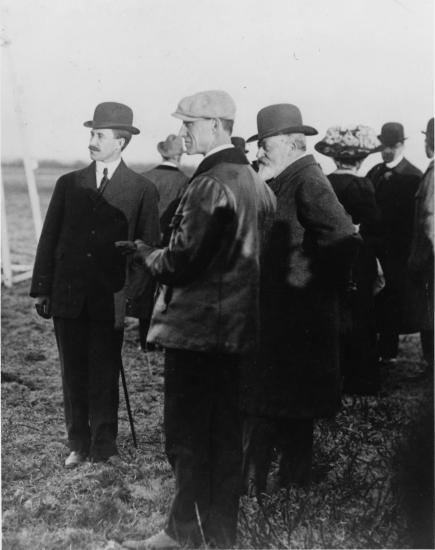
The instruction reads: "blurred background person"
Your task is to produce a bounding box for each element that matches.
[143,134,188,245]
[408,117,434,375]
[315,125,381,395]
[367,123,423,364]
[140,135,189,351]
[241,104,359,493]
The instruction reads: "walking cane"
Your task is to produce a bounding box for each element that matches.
[120,363,137,448]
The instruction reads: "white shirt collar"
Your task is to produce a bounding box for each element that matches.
[160,160,179,168]
[95,157,122,183]
[204,143,234,159]
[386,154,404,169]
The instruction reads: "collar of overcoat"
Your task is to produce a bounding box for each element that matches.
[269,153,318,196]
[191,146,249,181]
[77,160,130,206]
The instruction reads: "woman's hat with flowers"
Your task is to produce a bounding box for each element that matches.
[315,125,380,160]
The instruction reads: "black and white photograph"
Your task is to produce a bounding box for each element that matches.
[1,0,433,548]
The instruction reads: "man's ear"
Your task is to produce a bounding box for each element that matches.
[211,118,220,132]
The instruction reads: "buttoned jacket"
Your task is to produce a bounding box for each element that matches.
[30,160,160,326]
[141,147,277,354]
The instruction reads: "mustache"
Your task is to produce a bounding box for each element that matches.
[89,146,100,152]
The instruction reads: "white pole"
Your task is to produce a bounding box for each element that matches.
[3,39,43,241]
[1,176,13,288]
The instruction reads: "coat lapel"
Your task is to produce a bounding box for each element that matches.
[77,162,99,204]
[97,159,128,205]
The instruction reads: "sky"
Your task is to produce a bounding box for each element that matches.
[1,0,433,173]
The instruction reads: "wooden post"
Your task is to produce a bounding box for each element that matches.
[1,176,13,288]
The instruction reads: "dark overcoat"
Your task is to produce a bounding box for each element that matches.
[30,160,160,327]
[242,155,359,419]
[367,157,424,333]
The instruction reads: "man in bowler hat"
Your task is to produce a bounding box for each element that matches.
[367,123,423,363]
[241,104,358,493]
[121,90,276,549]
[408,118,434,373]
[30,102,160,467]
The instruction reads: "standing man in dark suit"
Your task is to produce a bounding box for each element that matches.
[242,104,359,493]
[367,123,423,363]
[30,102,160,467]
[408,118,434,373]
[143,134,189,244]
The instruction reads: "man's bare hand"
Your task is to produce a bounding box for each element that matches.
[35,296,52,319]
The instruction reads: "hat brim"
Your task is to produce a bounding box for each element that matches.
[83,121,140,135]
[247,125,318,143]
[314,141,376,160]
[376,135,407,147]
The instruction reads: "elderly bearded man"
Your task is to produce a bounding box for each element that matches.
[120,90,276,550]
[30,102,160,466]
[241,104,359,494]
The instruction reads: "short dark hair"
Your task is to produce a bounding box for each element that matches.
[112,129,132,151]
[219,118,234,135]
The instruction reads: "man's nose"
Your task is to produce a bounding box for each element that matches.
[89,134,98,146]
[178,124,187,137]
[256,146,264,160]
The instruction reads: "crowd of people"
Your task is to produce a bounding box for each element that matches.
[30,93,434,550]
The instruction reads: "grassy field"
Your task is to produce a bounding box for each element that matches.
[1,166,434,549]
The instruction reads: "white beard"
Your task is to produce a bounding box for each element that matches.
[258,163,275,181]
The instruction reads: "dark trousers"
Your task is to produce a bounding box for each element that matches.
[164,349,242,549]
[53,306,123,461]
[242,416,314,494]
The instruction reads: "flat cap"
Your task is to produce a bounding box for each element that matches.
[172,90,236,121]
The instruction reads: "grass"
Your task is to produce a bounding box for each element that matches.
[2,165,434,549]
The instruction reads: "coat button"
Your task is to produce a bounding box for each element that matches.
[91,230,95,235]
[86,252,92,258]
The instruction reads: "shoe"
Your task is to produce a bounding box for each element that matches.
[380,357,397,366]
[64,451,87,468]
[107,454,123,467]
[123,530,180,550]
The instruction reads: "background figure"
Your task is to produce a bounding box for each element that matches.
[241,104,359,494]
[30,102,160,467]
[367,123,423,363]
[140,135,189,350]
[408,118,434,373]
[122,90,276,550]
[315,125,381,395]
[143,134,189,245]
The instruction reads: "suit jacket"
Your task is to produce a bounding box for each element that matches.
[30,160,160,327]
[142,165,189,242]
[409,159,434,273]
[367,157,424,333]
[367,157,422,263]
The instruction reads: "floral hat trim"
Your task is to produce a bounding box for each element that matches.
[315,125,381,159]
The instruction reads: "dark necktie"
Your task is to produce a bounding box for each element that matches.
[98,167,109,195]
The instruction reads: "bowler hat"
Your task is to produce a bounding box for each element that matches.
[84,102,140,134]
[377,122,406,147]
[157,134,184,158]
[172,90,236,121]
[247,104,318,142]
[231,136,248,153]
[422,117,434,149]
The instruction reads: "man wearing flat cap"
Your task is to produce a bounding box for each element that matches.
[367,122,423,363]
[30,102,160,467]
[121,90,276,550]
[241,103,359,494]
[408,117,434,373]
